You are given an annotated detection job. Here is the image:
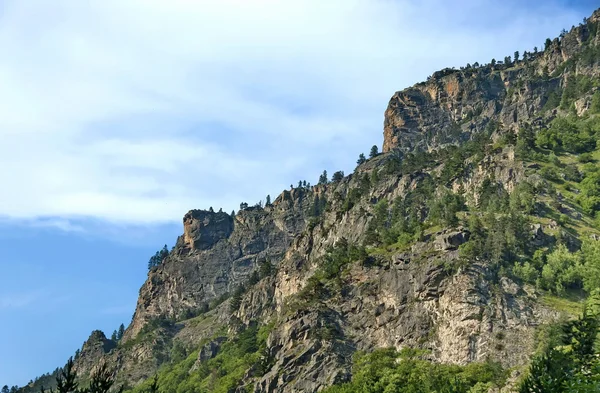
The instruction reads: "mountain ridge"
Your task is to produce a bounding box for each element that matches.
[15,7,600,393]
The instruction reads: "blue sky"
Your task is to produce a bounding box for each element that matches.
[0,0,598,387]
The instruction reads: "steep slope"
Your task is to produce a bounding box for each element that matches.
[17,8,600,393]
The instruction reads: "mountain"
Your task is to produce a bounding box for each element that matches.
[17,7,600,393]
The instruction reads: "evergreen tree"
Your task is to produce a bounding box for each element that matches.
[357,153,366,165]
[248,270,260,286]
[591,91,600,113]
[147,375,160,393]
[148,246,168,270]
[491,58,496,66]
[111,330,118,341]
[231,210,235,216]
[87,363,118,393]
[2,386,9,393]
[318,170,328,185]
[545,38,552,50]
[55,358,78,393]
[519,310,599,392]
[504,55,512,65]
[209,206,214,213]
[265,195,271,206]
[298,180,303,188]
[240,202,248,210]
[229,286,245,312]
[519,349,572,393]
[259,260,273,278]
[369,145,379,158]
[514,51,520,62]
[332,171,344,182]
[117,324,125,341]
[303,180,307,187]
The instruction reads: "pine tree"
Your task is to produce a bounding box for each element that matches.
[229,286,245,312]
[491,58,496,66]
[87,362,117,393]
[259,260,273,278]
[55,358,78,393]
[117,324,125,341]
[111,330,118,341]
[265,195,271,206]
[519,310,599,392]
[2,386,9,393]
[545,38,552,50]
[357,153,366,165]
[514,51,520,62]
[369,145,379,158]
[248,270,260,286]
[519,349,572,393]
[332,171,344,182]
[147,375,160,393]
[318,170,328,185]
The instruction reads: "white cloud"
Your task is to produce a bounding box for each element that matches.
[0,0,590,227]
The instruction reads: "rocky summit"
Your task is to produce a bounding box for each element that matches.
[18,8,600,393]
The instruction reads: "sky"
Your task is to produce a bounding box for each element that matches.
[0,0,598,387]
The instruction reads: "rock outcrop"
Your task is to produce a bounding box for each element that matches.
[383,10,600,153]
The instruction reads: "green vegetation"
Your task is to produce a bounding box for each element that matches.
[369,145,379,158]
[130,323,273,393]
[38,358,120,393]
[110,323,125,343]
[322,348,506,393]
[148,245,169,270]
[356,153,366,165]
[296,238,368,305]
[332,171,345,182]
[319,170,328,185]
[536,116,597,154]
[519,309,600,392]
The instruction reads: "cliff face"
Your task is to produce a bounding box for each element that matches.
[383,9,600,153]
[21,8,600,393]
[124,189,312,340]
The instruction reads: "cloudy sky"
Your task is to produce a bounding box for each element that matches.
[0,0,597,387]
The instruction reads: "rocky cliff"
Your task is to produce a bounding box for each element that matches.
[19,8,600,393]
[383,8,600,154]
